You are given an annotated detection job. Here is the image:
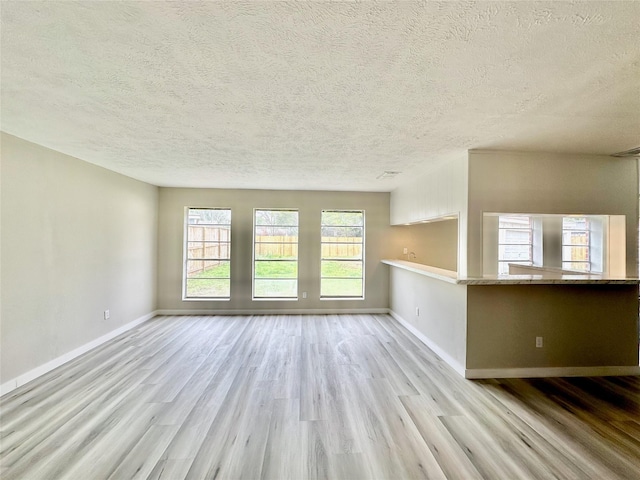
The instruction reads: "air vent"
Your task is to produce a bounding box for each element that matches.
[611,147,640,158]
[376,171,401,179]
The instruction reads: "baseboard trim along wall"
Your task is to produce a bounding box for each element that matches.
[388,310,467,377]
[465,365,640,379]
[0,311,158,397]
[156,308,390,316]
[5,308,636,396]
[388,310,640,379]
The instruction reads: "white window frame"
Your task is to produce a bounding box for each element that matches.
[498,215,533,274]
[320,210,365,299]
[562,216,591,272]
[183,207,231,300]
[253,209,299,300]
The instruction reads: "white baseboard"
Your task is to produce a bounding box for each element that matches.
[7,309,631,396]
[388,310,466,377]
[465,365,640,379]
[156,308,390,316]
[388,310,640,379]
[0,311,158,397]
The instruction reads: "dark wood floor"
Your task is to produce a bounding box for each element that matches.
[1,314,639,479]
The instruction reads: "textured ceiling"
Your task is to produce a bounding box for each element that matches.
[1,1,639,191]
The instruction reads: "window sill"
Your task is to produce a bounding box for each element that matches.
[252,297,299,302]
[182,297,231,302]
[320,297,365,301]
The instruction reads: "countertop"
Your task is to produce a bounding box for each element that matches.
[381,259,640,285]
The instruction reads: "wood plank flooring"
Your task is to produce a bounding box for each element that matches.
[1,314,639,479]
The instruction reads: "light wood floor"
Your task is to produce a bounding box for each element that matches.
[1,314,639,479]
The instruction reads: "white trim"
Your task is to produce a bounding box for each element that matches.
[388,310,466,377]
[156,308,389,316]
[0,311,157,397]
[465,365,640,379]
[182,297,231,302]
[321,208,366,301]
[251,297,299,302]
[320,297,365,301]
[388,310,640,379]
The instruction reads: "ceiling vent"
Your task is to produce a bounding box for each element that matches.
[376,171,401,179]
[611,147,640,158]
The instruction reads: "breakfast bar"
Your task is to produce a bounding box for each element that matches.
[383,259,640,378]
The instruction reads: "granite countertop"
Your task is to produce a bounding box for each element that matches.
[381,259,640,285]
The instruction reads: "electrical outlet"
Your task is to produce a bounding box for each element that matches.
[415,307,420,316]
[302,292,307,299]
[104,310,110,320]
[403,247,408,254]
[536,336,543,348]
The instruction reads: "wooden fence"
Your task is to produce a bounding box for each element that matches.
[255,236,362,259]
[321,237,363,259]
[255,236,298,259]
[188,226,362,275]
[187,226,230,274]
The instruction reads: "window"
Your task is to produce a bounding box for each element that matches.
[184,208,231,299]
[253,209,298,299]
[562,217,590,271]
[321,210,364,298]
[498,215,532,274]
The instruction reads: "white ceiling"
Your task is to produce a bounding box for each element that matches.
[1,1,639,192]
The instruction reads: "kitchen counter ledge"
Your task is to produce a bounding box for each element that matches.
[381,260,640,285]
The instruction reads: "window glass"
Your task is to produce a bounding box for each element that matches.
[184,208,231,298]
[498,216,532,274]
[321,210,365,298]
[562,217,590,271]
[254,209,298,298]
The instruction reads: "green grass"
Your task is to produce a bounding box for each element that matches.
[186,278,230,297]
[186,263,230,297]
[187,259,363,298]
[321,278,363,297]
[190,262,230,279]
[255,261,297,278]
[321,260,362,278]
[190,260,361,279]
[254,279,297,298]
[320,261,363,296]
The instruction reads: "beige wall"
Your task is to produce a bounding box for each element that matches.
[3,138,637,385]
[467,150,638,277]
[467,284,639,369]
[157,188,392,312]
[389,268,467,369]
[1,133,158,384]
[391,219,458,271]
[389,149,639,376]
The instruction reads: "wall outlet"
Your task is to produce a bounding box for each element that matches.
[536,336,543,348]
[104,310,110,320]
[302,292,307,299]
[403,247,408,254]
[415,307,420,316]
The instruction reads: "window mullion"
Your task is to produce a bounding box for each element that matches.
[320,210,365,299]
[184,208,231,299]
[253,209,299,299]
